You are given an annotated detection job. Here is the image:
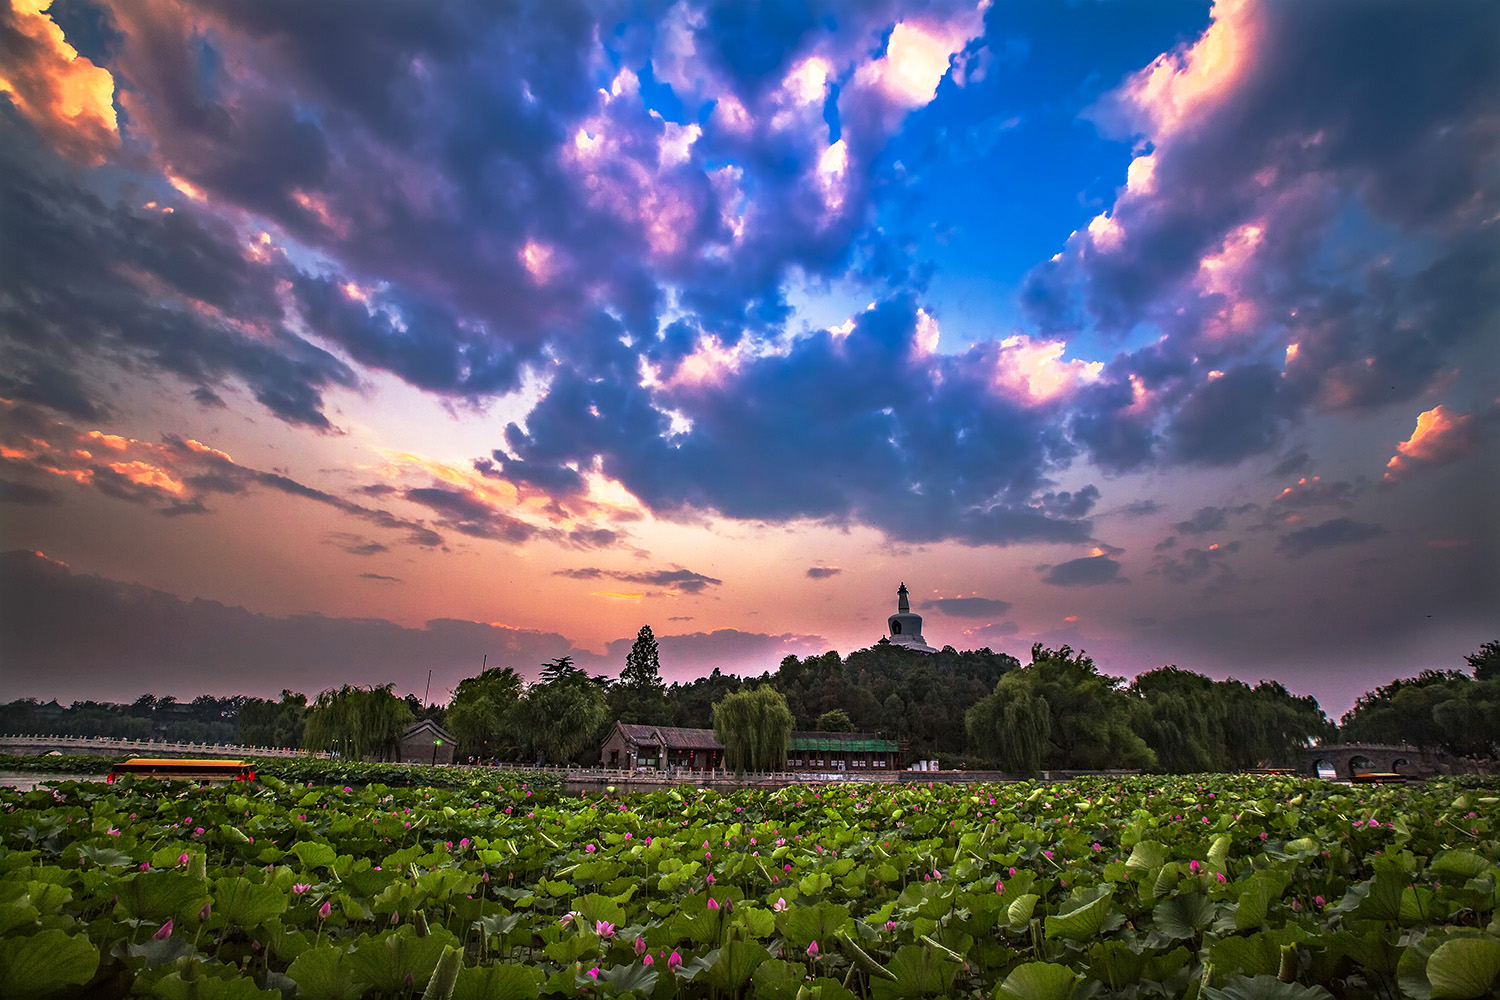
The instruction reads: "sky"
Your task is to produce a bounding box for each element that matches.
[0,0,1496,719]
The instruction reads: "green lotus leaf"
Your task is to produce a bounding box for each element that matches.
[348,925,458,994]
[702,936,771,992]
[1426,937,1500,1000]
[750,958,804,1000]
[1152,893,1217,940]
[210,876,287,930]
[0,928,100,1000]
[1201,975,1333,1000]
[1126,840,1168,872]
[1044,888,1114,941]
[287,944,369,1000]
[1007,893,1040,928]
[452,963,543,1000]
[1429,850,1493,880]
[151,972,282,1000]
[870,944,961,1000]
[996,961,1079,1000]
[115,870,211,922]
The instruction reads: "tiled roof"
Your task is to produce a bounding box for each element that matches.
[617,723,724,750]
[401,719,456,743]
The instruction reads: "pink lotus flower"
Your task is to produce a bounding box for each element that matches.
[318,901,331,920]
[1189,860,1201,874]
[634,936,648,956]
[885,920,898,932]
[585,844,596,853]
[643,953,653,966]
[807,940,819,959]
[155,920,173,939]
[390,912,400,925]
[596,920,615,939]
[667,951,682,972]
[707,898,719,911]
[1216,873,1227,883]
[177,853,190,867]
[773,898,787,912]
[293,883,311,895]
[995,881,1005,895]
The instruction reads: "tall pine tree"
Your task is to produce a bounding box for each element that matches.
[620,625,664,690]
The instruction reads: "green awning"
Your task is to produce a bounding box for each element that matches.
[788,737,899,753]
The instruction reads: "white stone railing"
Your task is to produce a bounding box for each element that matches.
[0,735,331,759]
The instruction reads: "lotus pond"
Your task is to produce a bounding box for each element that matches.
[1,773,1497,1000]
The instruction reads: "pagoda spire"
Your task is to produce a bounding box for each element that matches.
[897,582,909,613]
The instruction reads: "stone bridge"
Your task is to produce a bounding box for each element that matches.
[0,735,328,759]
[1287,743,1456,780]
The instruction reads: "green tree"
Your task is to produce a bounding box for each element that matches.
[967,692,1051,776]
[513,671,610,765]
[713,685,794,774]
[967,644,1156,774]
[815,708,855,732]
[303,684,413,761]
[1340,670,1469,749]
[239,690,306,748]
[1466,640,1500,681]
[620,625,664,690]
[446,666,524,760]
[538,655,581,684]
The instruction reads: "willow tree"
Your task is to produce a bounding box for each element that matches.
[446,666,524,760]
[303,684,413,761]
[967,691,1051,776]
[713,686,794,774]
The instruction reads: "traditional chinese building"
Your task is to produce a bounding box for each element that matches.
[598,722,725,771]
[599,722,904,772]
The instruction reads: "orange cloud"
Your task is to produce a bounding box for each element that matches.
[0,0,119,164]
[106,460,185,496]
[1384,405,1481,480]
[1118,0,1260,139]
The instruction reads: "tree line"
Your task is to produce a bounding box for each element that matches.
[3,633,1495,772]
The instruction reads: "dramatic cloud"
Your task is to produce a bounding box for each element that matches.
[1040,554,1126,587]
[506,296,1099,546]
[1276,518,1385,559]
[1028,0,1500,473]
[0,402,444,546]
[1384,405,1485,480]
[0,0,119,164]
[920,596,1012,617]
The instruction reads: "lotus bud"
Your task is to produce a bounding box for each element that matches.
[634,936,648,956]
[642,954,653,966]
[667,951,682,972]
[807,940,819,959]
[154,920,173,940]
[198,902,211,922]
[390,911,400,925]
[318,901,332,920]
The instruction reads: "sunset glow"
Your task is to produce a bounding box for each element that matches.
[0,0,1492,717]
